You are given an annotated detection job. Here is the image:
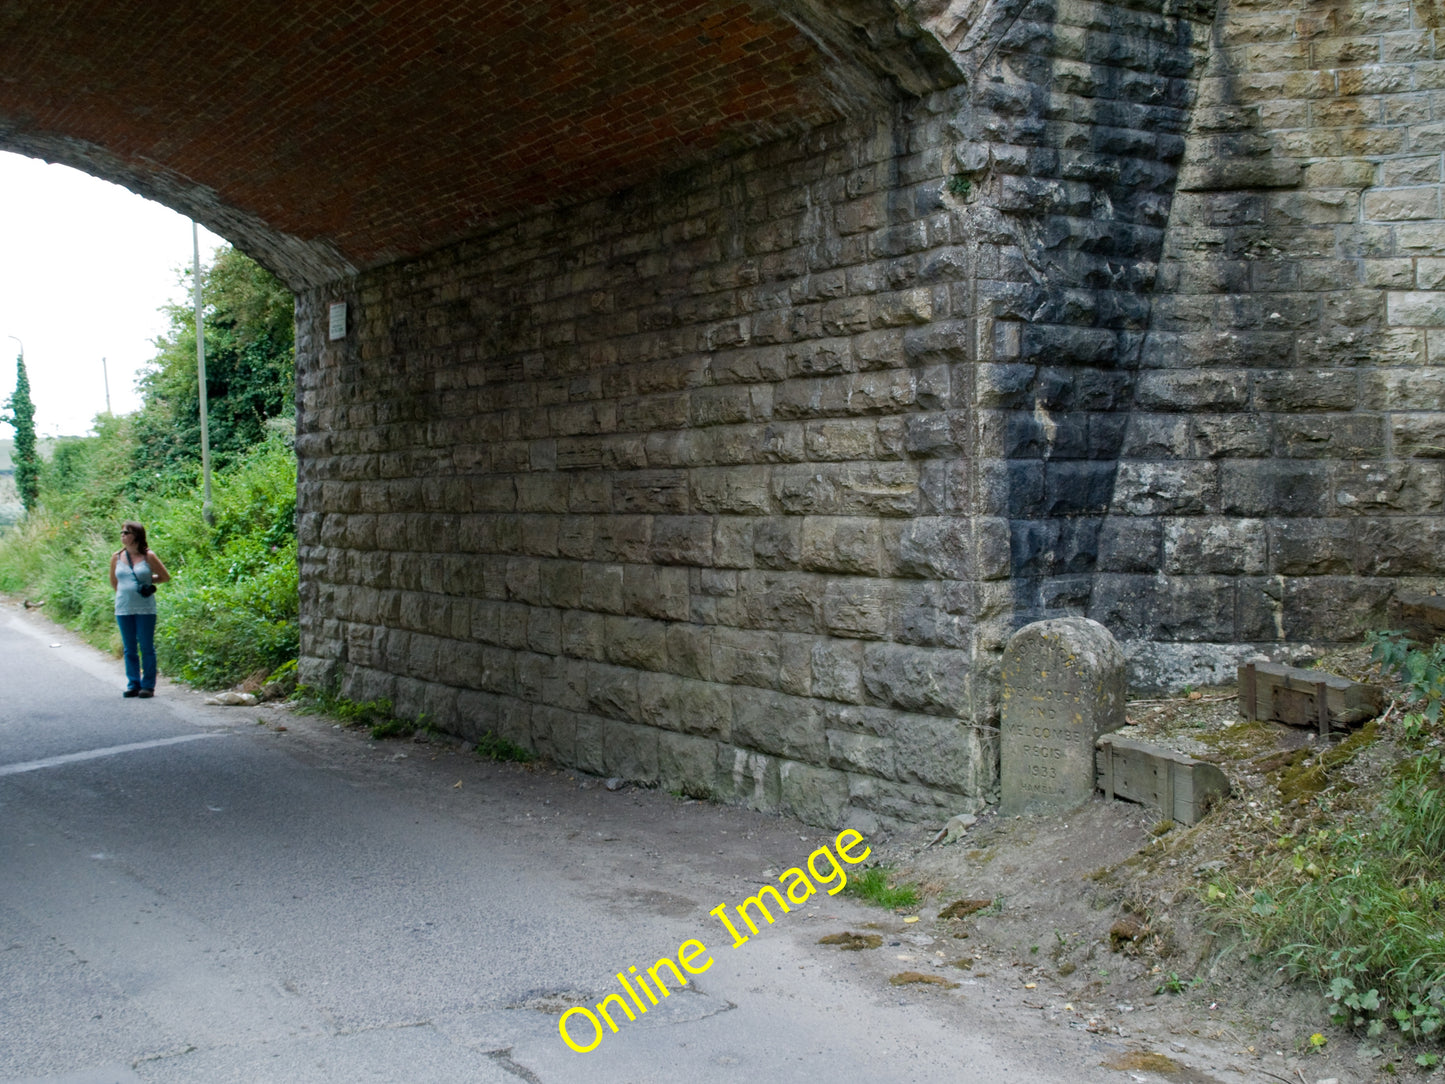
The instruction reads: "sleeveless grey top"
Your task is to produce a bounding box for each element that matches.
[114,552,157,616]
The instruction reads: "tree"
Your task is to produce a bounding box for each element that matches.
[131,246,294,485]
[3,353,39,513]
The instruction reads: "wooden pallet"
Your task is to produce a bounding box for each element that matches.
[1096,734,1230,826]
[1238,661,1382,738]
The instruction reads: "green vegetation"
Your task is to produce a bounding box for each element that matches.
[1272,720,1378,806]
[291,687,421,740]
[1370,629,1445,733]
[844,866,921,910]
[132,246,295,483]
[0,425,298,686]
[1214,752,1445,1041]
[3,352,38,513]
[475,731,536,763]
[1211,630,1445,1044]
[1154,971,1198,996]
[0,246,298,689]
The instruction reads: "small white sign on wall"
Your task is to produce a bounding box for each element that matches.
[328,301,348,341]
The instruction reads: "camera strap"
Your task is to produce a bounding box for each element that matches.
[124,550,149,593]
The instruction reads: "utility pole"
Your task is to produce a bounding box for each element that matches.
[102,356,111,415]
[192,222,214,525]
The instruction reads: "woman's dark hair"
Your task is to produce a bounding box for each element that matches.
[123,521,148,554]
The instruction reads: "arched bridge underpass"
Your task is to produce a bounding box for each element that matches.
[4,0,1441,829]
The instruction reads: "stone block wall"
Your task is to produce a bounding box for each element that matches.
[296,101,1004,832]
[294,0,1442,826]
[1093,0,1445,687]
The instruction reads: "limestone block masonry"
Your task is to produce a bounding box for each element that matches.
[295,0,1445,827]
[1094,0,1445,687]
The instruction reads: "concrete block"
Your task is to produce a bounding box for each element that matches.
[1164,518,1267,575]
[800,516,883,574]
[811,638,865,703]
[602,616,669,670]
[1389,290,1445,326]
[587,662,642,723]
[721,747,782,813]
[658,731,725,799]
[861,643,971,717]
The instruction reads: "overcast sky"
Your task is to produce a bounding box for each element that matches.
[0,151,226,438]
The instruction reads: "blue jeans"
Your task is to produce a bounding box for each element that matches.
[116,614,157,691]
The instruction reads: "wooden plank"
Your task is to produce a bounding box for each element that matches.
[1235,661,1382,730]
[1393,593,1445,644]
[1095,734,1230,825]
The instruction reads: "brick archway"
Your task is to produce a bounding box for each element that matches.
[0,1,960,287]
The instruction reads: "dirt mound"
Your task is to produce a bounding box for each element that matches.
[875,644,1431,1083]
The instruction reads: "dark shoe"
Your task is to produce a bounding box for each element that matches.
[123,688,141,698]
[138,689,154,699]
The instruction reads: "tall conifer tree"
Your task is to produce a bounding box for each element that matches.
[4,354,38,513]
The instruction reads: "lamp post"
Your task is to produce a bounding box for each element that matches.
[6,335,20,361]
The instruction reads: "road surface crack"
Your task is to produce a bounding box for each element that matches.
[487,1046,544,1083]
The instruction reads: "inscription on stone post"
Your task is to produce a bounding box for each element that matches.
[1000,618,1125,816]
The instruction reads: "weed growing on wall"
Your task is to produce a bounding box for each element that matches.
[291,687,431,740]
[475,731,536,763]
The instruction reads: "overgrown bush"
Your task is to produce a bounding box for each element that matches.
[0,427,298,688]
[131,246,295,485]
[1369,629,1445,738]
[150,438,299,686]
[0,246,298,689]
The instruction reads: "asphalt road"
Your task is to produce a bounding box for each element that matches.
[0,606,1138,1083]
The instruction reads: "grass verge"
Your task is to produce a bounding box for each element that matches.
[1212,749,1445,1041]
[0,425,298,688]
[292,686,420,740]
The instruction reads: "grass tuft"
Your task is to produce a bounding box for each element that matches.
[844,866,921,910]
[293,686,419,740]
[475,731,536,763]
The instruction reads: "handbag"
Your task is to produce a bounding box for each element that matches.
[124,551,158,597]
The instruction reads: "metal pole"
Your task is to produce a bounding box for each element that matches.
[192,222,214,525]
[7,335,21,361]
[102,356,111,415]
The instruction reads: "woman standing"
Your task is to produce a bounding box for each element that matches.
[109,521,170,698]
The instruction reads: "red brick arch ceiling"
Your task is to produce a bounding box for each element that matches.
[0,0,961,288]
